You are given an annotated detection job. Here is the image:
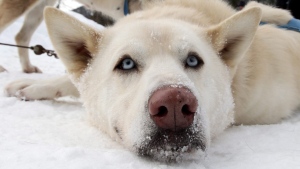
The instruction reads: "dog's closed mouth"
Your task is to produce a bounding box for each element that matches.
[137,127,206,162]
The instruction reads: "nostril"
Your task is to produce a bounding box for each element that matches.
[181,104,194,116]
[155,106,168,117]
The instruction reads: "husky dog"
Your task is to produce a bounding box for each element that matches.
[5,0,300,161]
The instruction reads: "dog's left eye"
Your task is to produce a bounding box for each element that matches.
[186,52,203,68]
[116,57,137,71]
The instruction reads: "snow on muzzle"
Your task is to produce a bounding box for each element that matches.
[137,86,206,162]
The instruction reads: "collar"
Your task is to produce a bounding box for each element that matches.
[124,0,130,15]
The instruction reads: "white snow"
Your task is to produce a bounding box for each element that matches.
[0,5,300,169]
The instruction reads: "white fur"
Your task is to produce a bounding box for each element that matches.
[5,75,78,100]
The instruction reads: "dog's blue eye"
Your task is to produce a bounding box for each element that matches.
[186,55,198,67]
[115,56,138,72]
[120,58,135,70]
[185,52,204,69]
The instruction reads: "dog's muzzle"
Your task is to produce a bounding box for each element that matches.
[137,86,206,162]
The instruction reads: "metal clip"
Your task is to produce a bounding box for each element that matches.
[31,45,58,59]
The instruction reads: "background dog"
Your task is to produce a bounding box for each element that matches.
[0,0,138,73]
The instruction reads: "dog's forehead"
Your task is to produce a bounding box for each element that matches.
[109,19,203,55]
[118,19,197,39]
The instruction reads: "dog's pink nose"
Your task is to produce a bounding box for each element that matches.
[148,87,197,131]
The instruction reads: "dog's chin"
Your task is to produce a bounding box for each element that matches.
[136,127,206,162]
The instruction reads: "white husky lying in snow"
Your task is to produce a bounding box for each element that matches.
[5,0,300,161]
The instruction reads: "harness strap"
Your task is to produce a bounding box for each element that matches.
[278,18,300,32]
[260,18,300,33]
[124,0,130,16]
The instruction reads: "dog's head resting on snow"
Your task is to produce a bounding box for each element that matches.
[44,4,261,162]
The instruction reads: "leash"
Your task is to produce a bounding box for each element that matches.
[124,0,130,15]
[0,42,58,59]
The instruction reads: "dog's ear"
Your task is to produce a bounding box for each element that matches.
[44,7,103,79]
[207,7,261,70]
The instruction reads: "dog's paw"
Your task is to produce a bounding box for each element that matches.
[23,65,42,73]
[0,65,7,72]
[5,79,60,100]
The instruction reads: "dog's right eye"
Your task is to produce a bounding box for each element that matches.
[185,52,204,69]
[115,57,137,71]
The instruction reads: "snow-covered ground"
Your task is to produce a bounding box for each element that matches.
[0,2,300,169]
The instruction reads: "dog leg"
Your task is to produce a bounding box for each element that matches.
[0,0,39,72]
[0,0,39,34]
[5,75,79,100]
[15,0,56,73]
